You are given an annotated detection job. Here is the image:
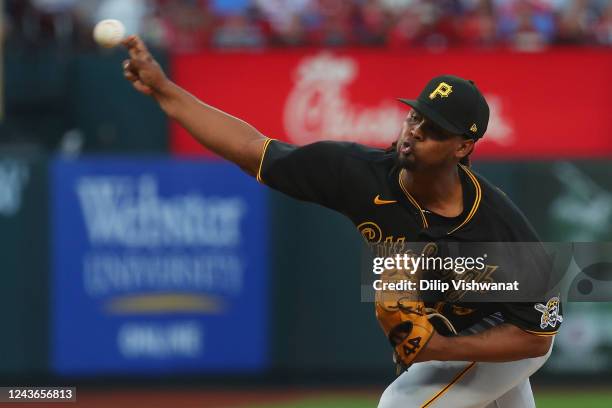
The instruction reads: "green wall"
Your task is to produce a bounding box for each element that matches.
[2,48,168,153]
[0,148,48,376]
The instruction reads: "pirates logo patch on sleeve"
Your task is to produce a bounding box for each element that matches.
[534,296,563,330]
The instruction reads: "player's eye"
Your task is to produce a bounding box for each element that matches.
[408,112,421,124]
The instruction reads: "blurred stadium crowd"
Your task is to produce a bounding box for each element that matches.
[3,0,612,51]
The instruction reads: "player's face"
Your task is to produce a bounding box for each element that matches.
[395,110,468,171]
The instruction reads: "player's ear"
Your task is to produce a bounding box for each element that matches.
[456,138,474,161]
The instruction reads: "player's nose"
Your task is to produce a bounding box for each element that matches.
[409,125,424,142]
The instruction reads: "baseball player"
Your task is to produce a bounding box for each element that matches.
[122,35,562,407]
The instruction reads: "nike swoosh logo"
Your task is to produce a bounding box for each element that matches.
[374,195,397,205]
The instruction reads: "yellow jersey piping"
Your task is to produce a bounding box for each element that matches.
[256,138,273,184]
[447,164,482,235]
[398,169,429,229]
[421,362,476,408]
[523,329,558,337]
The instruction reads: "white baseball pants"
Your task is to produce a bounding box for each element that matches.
[377,341,553,408]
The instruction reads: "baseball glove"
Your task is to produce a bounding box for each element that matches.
[375,265,456,372]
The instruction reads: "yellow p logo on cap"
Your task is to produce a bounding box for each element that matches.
[429,82,453,100]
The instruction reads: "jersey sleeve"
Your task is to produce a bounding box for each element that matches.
[257,139,353,211]
[500,298,563,336]
[500,244,563,336]
[480,181,563,335]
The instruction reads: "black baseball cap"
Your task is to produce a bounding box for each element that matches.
[399,75,490,140]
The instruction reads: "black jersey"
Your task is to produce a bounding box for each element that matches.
[257,139,562,336]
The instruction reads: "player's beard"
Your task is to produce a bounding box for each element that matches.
[394,150,417,171]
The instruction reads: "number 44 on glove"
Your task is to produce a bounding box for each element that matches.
[375,298,457,371]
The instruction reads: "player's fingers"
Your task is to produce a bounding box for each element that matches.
[133,80,154,95]
[121,35,136,48]
[122,60,140,83]
[122,36,140,60]
[123,69,138,82]
[122,36,141,61]
[122,59,132,72]
[128,45,140,62]
[124,35,150,61]
[131,35,149,53]
[122,35,147,52]
[126,58,147,75]
[122,59,139,75]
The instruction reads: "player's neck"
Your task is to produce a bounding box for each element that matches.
[401,165,463,217]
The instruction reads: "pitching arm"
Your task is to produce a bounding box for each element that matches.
[122,35,267,176]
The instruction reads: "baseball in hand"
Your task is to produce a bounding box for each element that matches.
[93,19,126,48]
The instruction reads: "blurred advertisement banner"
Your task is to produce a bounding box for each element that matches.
[51,158,268,375]
[171,49,611,159]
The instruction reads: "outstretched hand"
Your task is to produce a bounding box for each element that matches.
[121,35,169,96]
